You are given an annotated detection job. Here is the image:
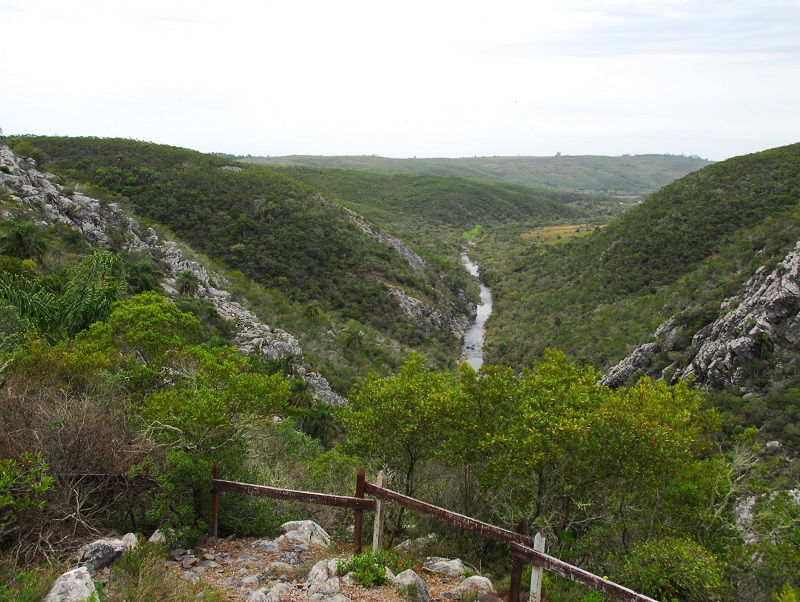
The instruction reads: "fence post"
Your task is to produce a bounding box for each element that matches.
[508,518,528,602]
[354,467,366,554]
[372,471,387,551]
[210,461,219,541]
[529,532,546,602]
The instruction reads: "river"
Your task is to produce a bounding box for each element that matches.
[460,249,493,370]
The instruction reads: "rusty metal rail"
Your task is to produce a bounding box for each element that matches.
[365,482,658,602]
[508,542,658,602]
[211,464,659,602]
[364,481,536,547]
[213,479,375,511]
[211,464,372,552]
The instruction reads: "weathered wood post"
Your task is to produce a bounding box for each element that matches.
[210,461,219,540]
[354,467,366,554]
[508,518,528,602]
[529,532,546,602]
[372,471,387,551]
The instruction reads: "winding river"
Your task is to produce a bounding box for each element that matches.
[460,249,493,370]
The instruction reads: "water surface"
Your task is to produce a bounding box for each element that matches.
[460,250,493,370]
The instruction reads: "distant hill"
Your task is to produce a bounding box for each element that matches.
[265,167,597,259]
[239,153,712,196]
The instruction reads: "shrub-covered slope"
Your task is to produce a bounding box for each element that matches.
[265,166,590,259]
[478,143,800,374]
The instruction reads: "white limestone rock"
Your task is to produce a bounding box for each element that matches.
[43,567,95,602]
[393,569,431,602]
[441,575,494,599]
[422,556,466,576]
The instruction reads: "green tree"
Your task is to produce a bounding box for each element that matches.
[303,301,322,323]
[0,250,125,342]
[342,354,453,498]
[438,351,719,561]
[340,325,365,357]
[141,345,290,536]
[59,250,126,336]
[76,291,205,395]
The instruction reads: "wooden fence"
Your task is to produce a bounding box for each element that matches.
[210,463,658,602]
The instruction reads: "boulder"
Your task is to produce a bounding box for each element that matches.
[305,558,339,585]
[422,556,466,576]
[78,537,127,573]
[148,530,167,546]
[393,569,431,602]
[43,567,95,602]
[281,520,331,547]
[395,533,438,553]
[441,575,494,599]
[248,582,295,601]
[307,575,340,597]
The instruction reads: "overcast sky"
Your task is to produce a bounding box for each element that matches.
[2,0,799,160]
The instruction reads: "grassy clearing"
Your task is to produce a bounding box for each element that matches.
[520,224,599,244]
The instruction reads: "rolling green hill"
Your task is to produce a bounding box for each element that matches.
[266,167,599,261]
[240,153,712,196]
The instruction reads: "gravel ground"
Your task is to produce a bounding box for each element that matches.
[167,535,489,602]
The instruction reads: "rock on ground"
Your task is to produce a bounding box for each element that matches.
[43,567,95,602]
[422,557,466,576]
[392,569,431,602]
[441,575,494,599]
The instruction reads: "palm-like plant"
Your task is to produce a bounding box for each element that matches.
[0,221,47,264]
[126,260,163,294]
[60,250,126,336]
[0,250,125,342]
[175,270,199,296]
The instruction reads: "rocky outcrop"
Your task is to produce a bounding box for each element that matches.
[441,575,494,600]
[77,534,137,574]
[602,242,800,393]
[384,282,471,338]
[0,145,345,406]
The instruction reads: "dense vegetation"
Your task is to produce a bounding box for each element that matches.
[13,135,482,383]
[476,143,800,367]
[266,166,599,260]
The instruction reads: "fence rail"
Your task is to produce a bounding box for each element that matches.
[213,479,376,511]
[210,465,659,602]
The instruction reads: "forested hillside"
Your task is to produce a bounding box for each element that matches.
[267,166,596,261]
[473,143,800,447]
[14,136,478,383]
[242,153,712,196]
[476,143,800,368]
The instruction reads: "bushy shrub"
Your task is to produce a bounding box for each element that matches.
[337,550,409,586]
[619,536,726,602]
[0,453,53,542]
